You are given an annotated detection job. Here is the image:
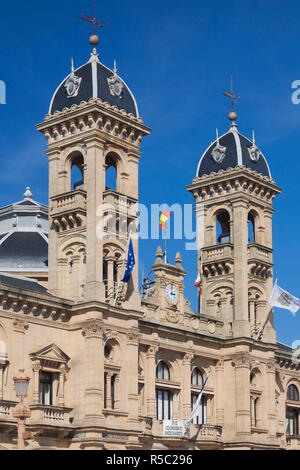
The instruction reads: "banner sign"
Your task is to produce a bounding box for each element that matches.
[163,420,189,438]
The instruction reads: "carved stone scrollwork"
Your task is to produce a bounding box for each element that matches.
[127,329,141,345]
[82,321,103,339]
[165,310,179,324]
[183,352,194,364]
[232,355,251,368]
[12,318,29,334]
[146,345,159,358]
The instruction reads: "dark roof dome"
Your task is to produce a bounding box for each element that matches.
[0,187,48,273]
[197,120,271,179]
[49,49,139,117]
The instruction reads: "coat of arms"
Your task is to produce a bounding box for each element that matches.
[107,60,123,98]
[64,60,82,98]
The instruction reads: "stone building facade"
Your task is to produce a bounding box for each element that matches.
[0,40,299,451]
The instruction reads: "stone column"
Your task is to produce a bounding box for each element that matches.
[114,374,120,410]
[0,362,7,400]
[215,360,224,426]
[84,138,106,301]
[57,259,68,298]
[182,353,193,420]
[250,396,255,427]
[234,355,251,436]
[232,198,250,338]
[145,345,158,419]
[71,255,81,301]
[126,331,141,426]
[31,360,41,404]
[47,151,60,295]
[58,365,66,407]
[82,321,105,424]
[106,372,113,409]
[107,256,115,302]
[265,359,277,443]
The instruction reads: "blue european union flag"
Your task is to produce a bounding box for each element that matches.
[121,238,135,283]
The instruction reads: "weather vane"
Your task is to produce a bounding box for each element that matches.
[219,73,240,112]
[75,0,109,46]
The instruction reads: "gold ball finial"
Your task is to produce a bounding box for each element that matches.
[228,111,237,122]
[89,34,100,46]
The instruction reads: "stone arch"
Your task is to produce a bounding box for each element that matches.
[63,148,86,192]
[247,207,264,244]
[104,149,127,193]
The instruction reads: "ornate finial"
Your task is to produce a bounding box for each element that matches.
[216,128,219,144]
[154,246,164,265]
[175,252,182,266]
[75,0,108,48]
[252,130,255,145]
[113,60,118,75]
[24,187,33,200]
[71,58,74,73]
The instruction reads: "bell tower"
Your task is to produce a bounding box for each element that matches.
[37,41,150,305]
[187,112,281,342]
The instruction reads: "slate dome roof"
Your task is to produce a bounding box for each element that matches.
[0,188,48,273]
[49,49,139,117]
[197,120,271,178]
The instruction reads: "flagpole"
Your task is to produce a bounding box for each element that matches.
[114,236,131,307]
[164,231,167,264]
[199,253,202,314]
[255,278,278,341]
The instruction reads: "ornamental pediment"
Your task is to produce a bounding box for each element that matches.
[30,343,70,365]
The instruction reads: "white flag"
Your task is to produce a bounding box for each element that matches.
[185,376,209,425]
[269,284,300,316]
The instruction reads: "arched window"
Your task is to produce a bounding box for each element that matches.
[216,210,230,244]
[105,154,117,191]
[248,212,255,243]
[287,384,299,402]
[156,362,170,381]
[70,154,84,191]
[286,409,299,436]
[191,368,203,387]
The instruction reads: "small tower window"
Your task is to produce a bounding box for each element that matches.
[71,154,84,191]
[248,213,255,243]
[216,210,230,244]
[105,154,118,191]
[287,384,299,402]
[191,368,203,387]
[156,362,170,381]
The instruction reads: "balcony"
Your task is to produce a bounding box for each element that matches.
[142,420,222,448]
[51,190,87,218]
[29,404,73,427]
[103,190,137,218]
[247,243,273,264]
[202,243,233,277]
[286,435,300,449]
[0,400,18,421]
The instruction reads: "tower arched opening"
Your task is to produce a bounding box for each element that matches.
[70,153,84,191]
[216,210,230,244]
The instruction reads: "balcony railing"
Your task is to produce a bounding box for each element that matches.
[0,400,17,420]
[247,243,273,264]
[29,404,73,427]
[51,190,87,217]
[149,420,222,443]
[202,243,234,262]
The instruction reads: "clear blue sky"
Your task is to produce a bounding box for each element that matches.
[0,0,299,345]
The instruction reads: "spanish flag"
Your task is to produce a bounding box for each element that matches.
[159,209,171,232]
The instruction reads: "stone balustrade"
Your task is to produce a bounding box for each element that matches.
[51,190,87,217]
[29,404,73,427]
[202,243,233,262]
[0,400,18,419]
[247,243,273,264]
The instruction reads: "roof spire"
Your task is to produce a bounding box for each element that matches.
[252,129,255,145]
[216,128,219,144]
[74,0,108,48]
[114,59,118,75]
[71,58,74,73]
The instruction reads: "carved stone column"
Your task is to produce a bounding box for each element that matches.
[145,345,158,419]
[0,361,7,400]
[71,255,81,301]
[82,321,105,424]
[234,355,251,436]
[58,364,66,407]
[182,353,193,420]
[31,360,41,404]
[106,256,115,302]
[215,360,224,426]
[250,396,255,427]
[265,359,277,442]
[106,371,113,409]
[114,374,120,410]
[126,331,141,426]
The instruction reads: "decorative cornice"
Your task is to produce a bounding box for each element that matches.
[82,321,104,339]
